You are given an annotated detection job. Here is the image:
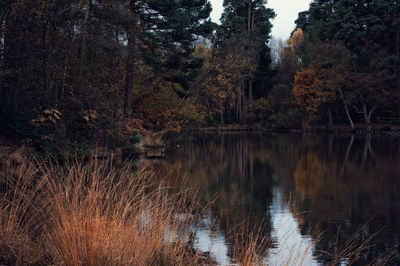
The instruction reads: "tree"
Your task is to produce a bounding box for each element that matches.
[121,0,214,118]
[0,0,215,146]
[213,0,275,124]
[348,52,395,132]
[293,63,336,116]
[291,0,400,131]
[288,28,304,51]
[305,41,354,130]
[194,39,256,124]
[267,36,300,124]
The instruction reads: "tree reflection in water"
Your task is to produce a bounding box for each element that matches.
[140,133,400,264]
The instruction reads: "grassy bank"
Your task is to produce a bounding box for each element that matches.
[0,156,390,265]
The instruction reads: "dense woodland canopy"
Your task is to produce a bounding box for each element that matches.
[0,0,399,153]
[291,0,400,132]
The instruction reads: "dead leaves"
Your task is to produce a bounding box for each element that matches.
[31,109,62,127]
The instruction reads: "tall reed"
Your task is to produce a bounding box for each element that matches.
[0,158,209,265]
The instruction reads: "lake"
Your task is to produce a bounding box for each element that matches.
[140,133,400,265]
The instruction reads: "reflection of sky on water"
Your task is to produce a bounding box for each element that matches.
[195,229,230,265]
[194,177,319,265]
[146,133,400,264]
[268,185,319,265]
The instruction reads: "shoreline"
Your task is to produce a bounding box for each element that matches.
[193,123,400,136]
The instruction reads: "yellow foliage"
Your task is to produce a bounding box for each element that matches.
[81,110,98,123]
[31,109,62,127]
[192,44,212,63]
[176,99,207,125]
[289,28,304,50]
[195,39,257,120]
[41,135,53,141]
[293,63,336,113]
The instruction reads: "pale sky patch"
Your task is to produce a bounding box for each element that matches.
[209,0,312,41]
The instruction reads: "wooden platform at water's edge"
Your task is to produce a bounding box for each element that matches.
[143,145,166,158]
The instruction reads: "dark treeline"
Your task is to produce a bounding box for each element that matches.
[1,0,399,153]
[0,0,213,153]
[287,0,400,132]
[192,0,275,125]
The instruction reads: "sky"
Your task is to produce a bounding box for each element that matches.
[209,0,313,41]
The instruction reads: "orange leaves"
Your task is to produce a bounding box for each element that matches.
[293,63,336,113]
[81,110,97,123]
[289,28,304,51]
[292,42,352,114]
[31,109,62,127]
[192,44,212,63]
[293,65,321,113]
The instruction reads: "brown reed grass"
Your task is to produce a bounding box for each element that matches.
[0,158,209,265]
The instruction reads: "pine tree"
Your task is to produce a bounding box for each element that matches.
[119,0,214,118]
[214,0,275,123]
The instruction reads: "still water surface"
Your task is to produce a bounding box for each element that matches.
[140,133,400,265]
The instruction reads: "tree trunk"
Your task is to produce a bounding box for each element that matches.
[248,80,253,123]
[343,101,354,130]
[396,24,399,90]
[338,87,354,130]
[241,79,247,124]
[61,55,69,101]
[125,30,134,119]
[125,1,138,119]
[0,13,7,105]
[0,12,7,63]
[0,12,7,105]
[397,25,400,117]
[236,93,240,123]
[78,0,92,108]
[246,0,252,125]
[247,0,251,34]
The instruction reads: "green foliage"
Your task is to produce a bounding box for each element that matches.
[123,144,141,159]
[122,129,142,159]
[129,132,141,145]
[268,109,304,129]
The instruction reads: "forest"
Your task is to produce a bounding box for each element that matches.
[0,0,399,153]
[1,1,400,265]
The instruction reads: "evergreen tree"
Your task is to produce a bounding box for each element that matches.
[213,0,275,123]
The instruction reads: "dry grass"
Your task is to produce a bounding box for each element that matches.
[0,158,213,265]
[0,162,45,264]
[0,156,391,265]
